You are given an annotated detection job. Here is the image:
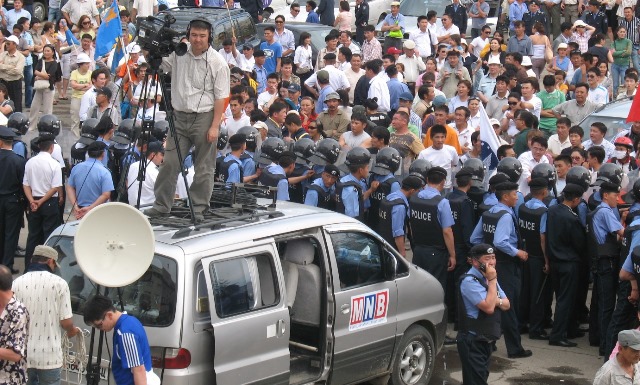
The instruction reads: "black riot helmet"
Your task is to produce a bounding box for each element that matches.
[7,112,29,136]
[78,118,100,145]
[257,137,286,165]
[497,157,523,183]
[293,138,315,164]
[111,119,137,145]
[408,159,432,183]
[237,126,259,152]
[463,158,485,185]
[594,163,623,186]
[37,114,61,137]
[217,127,229,151]
[308,138,340,166]
[151,120,169,142]
[531,163,557,189]
[566,166,591,191]
[343,147,371,167]
[371,147,401,176]
[632,179,640,201]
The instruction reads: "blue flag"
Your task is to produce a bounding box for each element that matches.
[65,29,80,46]
[111,38,124,74]
[94,0,121,59]
[479,104,500,172]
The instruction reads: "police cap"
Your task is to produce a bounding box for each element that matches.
[36,133,56,143]
[528,177,548,190]
[147,140,165,154]
[562,183,584,197]
[455,167,473,179]
[469,243,494,258]
[495,181,519,192]
[228,133,247,146]
[600,181,621,194]
[489,172,510,186]
[323,164,340,178]
[402,175,424,190]
[427,166,447,179]
[86,141,107,152]
[0,125,17,140]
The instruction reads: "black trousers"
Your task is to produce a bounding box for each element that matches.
[550,260,579,342]
[451,244,471,326]
[525,256,548,335]
[25,197,61,267]
[594,258,619,354]
[1,79,22,112]
[605,280,636,360]
[413,244,449,291]
[355,26,365,45]
[383,36,403,53]
[0,194,23,269]
[457,332,493,385]
[496,259,524,355]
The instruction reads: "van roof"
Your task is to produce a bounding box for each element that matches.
[157,6,251,33]
[54,201,362,254]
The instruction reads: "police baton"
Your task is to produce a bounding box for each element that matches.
[535,274,548,304]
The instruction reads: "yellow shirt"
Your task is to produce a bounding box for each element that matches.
[70,69,91,99]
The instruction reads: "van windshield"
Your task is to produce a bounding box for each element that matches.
[47,236,178,328]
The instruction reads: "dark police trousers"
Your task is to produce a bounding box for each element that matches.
[550,260,579,342]
[413,245,449,291]
[0,194,23,269]
[496,258,524,355]
[25,197,61,267]
[593,257,619,355]
[457,332,493,385]
[521,255,548,335]
[605,280,636,360]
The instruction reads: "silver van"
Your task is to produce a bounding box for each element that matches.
[52,201,446,385]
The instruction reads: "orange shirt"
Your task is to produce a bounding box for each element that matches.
[423,124,462,155]
[117,59,138,93]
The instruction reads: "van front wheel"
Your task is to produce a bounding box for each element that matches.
[390,325,435,385]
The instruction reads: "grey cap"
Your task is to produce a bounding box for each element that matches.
[324,92,341,102]
[619,330,640,350]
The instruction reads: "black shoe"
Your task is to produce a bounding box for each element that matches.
[567,331,585,339]
[519,325,529,334]
[529,332,549,340]
[549,339,577,348]
[444,336,457,345]
[508,349,533,359]
[10,269,19,275]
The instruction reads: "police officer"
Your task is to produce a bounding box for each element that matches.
[308,138,341,178]
[463,158,486,215]
[336,147,378,220]
[219,134,247,184]
[213,127,229,184]
[547,183,586,347]
[109,119,136,202]
[588,163,624,211]
[588,181,625,356]
[289,138,315,203]
[480,172,511,213]
[407,159,432,184]
[304,164,340,210]
[457,243,510,385]
[257,140,296,201]
[377,175,423,257]
[566,165,591,227]
[409,166,456,290]
[70,118,100,169]
[0,126,26,274]
[7,112,29,159]
[519,178,550,340]
[496,157,525,212]
[471,181,532,359]
[367,147,402,230]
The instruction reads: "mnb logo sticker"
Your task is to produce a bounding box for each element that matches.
[349,289,389,331]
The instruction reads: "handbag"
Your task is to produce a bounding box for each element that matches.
[33,61,50,90]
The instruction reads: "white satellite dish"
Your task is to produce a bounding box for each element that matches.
[74,203,155,288]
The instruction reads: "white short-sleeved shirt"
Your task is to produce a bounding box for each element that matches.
[22,152,63,197]
[588,85,609,105]
[127,160,159,206]
[518,150,549,196]
[418,145,459,188]
[341,131,371,149]
[470,36,490,57]
[132,0,158,18]
[12,272,73,369]
[522,95,542,118]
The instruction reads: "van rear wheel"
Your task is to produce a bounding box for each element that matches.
[390,325,435,385]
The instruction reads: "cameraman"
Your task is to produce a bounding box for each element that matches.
[145,19,230,222]
[457,244,510,385]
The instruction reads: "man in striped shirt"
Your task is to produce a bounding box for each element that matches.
[619,7,640,71]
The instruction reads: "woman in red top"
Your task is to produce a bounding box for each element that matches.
[300,96,318,131]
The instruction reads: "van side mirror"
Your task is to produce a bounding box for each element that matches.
[383,251,397,281]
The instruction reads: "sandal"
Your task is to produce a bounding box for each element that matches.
[53,99,59,105]
[59,96,68,100]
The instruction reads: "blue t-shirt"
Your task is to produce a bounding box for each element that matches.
[460,266,507,319]
[260,41,283,75]
[68,159,114,207]
[112,314,152,385]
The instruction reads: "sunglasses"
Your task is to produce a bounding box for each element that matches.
[83,21,91,25]
[275,21,284,24]
[508,101,518,106]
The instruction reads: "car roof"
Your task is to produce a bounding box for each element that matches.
[588,98,633,119]
[158,6,250,32]
[257,21,335,31]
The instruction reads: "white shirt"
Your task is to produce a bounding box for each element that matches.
[218,48,240,67]
[368,73,391,112]
[294,45,313,70]
[409,28,436,58]
[12,271,72,369]
[127,159,159,206]
[22,152,62,197]
[583,138,616,161]
[436,24,460,39]
[132,0,157,18]
[518,151,549,196]
[338,42,361,55]
[450,123,473,152]
[344,67,365,103]
[274,29,296,55]
[548,134,571,156]
[303,65,351,92]
[522,95,542,118]
[223,113,251,136]
[52,143,65,169]
[470,36,490,57]
[418,145,459,188]
[341,131,371,149]
[588,85,610,105]
[236,54,255,71]
[397,54,426,83]
[79,86,97,121]
[257,90,278,109]
[502,109,518,137]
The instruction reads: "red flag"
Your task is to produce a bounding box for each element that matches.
[626,95,640,123]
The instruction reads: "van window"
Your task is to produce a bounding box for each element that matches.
[331,232,385,289]
[48,236,178,327]
[211,254,278,318]
[213,21,231,48]
[235,16,254,44]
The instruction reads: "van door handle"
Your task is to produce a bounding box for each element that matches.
[340,304,350,314]
[277,319,286,336]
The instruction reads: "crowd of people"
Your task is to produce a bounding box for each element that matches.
[2,0,640,383]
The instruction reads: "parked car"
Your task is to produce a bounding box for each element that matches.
[256,22,361,65]
[3,0,47,22]
[578,97,634,142]
[56,199,447,385]
[273,0,388,29]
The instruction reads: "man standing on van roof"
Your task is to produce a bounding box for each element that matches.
[12,245,80,385]
[84,295,160,385]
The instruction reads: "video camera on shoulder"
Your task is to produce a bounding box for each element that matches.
[136,14,187,58]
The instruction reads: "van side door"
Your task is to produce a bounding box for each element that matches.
[324,226,399,384]
[201,242,290,385]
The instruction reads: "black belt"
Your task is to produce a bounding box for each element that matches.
[32,196,57,200]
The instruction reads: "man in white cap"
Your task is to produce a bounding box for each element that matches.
[593,329,640,384]
[397,40,425,91]
[12,245,80,385]
[570,20,596,53]
[474,55,502,104]
[381,1,405,52]
[0,35,26,112]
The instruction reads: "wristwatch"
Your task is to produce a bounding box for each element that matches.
[499,298,503,307]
